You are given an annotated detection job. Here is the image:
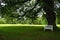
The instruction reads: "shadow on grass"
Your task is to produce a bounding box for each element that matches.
[0,26,60,40]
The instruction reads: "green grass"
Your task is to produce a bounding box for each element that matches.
[0,26,60,40]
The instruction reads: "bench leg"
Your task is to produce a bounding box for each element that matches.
[51,29,53,31]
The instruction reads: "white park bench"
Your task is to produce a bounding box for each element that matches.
[44,25,53,31]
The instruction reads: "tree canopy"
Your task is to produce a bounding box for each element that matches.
[0,0,60,26]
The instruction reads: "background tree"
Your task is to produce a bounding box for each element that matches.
[1,0,60,30]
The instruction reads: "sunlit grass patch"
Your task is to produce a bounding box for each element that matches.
[0,24,60,28]
[0,24,45,27]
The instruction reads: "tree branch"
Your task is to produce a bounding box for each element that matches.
[21,0,41,17]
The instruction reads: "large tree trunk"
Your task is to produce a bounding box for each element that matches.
[43,0,57,31]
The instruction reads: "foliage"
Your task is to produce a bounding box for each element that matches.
[0,0,60,24]
[0,18,6,24]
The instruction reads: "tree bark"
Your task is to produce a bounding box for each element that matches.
[43,0,57,31]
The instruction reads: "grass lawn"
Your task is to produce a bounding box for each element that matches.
[0,26,60,40]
